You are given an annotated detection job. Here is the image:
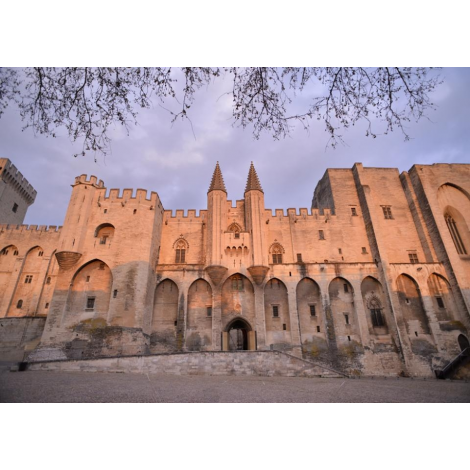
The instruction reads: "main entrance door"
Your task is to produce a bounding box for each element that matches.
[223,318,256,351]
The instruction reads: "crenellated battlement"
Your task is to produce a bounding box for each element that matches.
[164,209,207,220]
[98,187,161,207]
[73,174,105,188]
[0,224,62,233]
[0,158,37,203]
[227,200,245,209]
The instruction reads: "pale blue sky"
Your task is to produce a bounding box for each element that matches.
[0,68,469,226]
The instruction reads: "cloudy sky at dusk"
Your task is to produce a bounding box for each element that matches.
[0,67,469,226]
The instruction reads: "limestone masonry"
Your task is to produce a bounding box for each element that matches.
[1,160,469,377]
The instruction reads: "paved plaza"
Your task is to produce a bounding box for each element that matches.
[1,362,469,402]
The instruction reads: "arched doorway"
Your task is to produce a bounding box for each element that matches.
[458,334,469,352]
[223,317,255,351]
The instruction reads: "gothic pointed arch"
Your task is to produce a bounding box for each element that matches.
[7,246,46,317]
[437,184,470,256]
[396,274,431,336]
[361,276,389,334]
[173,236,189,264]
[427,273,457,322]
[187,279,213,351]
[269,242,285,264]
[328,277,360,344]
[264,278,290,348]
[63,259,112,326]
[228,222,242,233]
[151,278,179,352]
[0,245,19,312]
[296,277,325,346]
[221,273,255,332]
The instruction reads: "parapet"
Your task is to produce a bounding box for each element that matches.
[100,187,162,208]
[164,209,207,221]
[0,224,62,233]
[0,158,37,204]
[74,174,105,188]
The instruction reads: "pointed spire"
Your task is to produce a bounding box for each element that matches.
[208,162,227,194]
[245,162,263,193]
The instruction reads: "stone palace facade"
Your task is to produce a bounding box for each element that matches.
[1,160,469,377]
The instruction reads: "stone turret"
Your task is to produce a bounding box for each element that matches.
[206,162,228,283]
[244,162,269,283]
[208,161,227,194]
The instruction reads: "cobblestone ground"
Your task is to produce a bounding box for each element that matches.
[1,363,469,402]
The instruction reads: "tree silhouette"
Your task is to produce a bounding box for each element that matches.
[0,67,441,157]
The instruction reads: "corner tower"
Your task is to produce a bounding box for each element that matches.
[0,158,37,224]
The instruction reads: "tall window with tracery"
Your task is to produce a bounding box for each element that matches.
[445,214,467,255]
[367,295,385,327]
[228,223,241,239]
[271,243,284,264]
[175,239,187,263]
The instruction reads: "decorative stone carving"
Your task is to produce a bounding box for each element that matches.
[55,251,82,270]
[247,266,269,286]
[205,265,227,286]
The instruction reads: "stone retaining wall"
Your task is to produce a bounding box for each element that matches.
[28,351,344,378]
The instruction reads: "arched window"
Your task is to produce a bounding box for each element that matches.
[174,239,188,264]
[228,223,242,239]
[16,299,23,309]
[95,223,115,245]
[445,214,467,255]
[270,243,284,264]
[367,295,385,327]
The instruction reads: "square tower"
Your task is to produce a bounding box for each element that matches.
[0,158,37,224]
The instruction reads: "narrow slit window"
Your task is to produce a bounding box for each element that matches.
[344,313,349,325]
[310,305,316,316]
[316,326,321,333]
[343,283,349,293]
[207,306,212,317]
[12,203,18,213]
